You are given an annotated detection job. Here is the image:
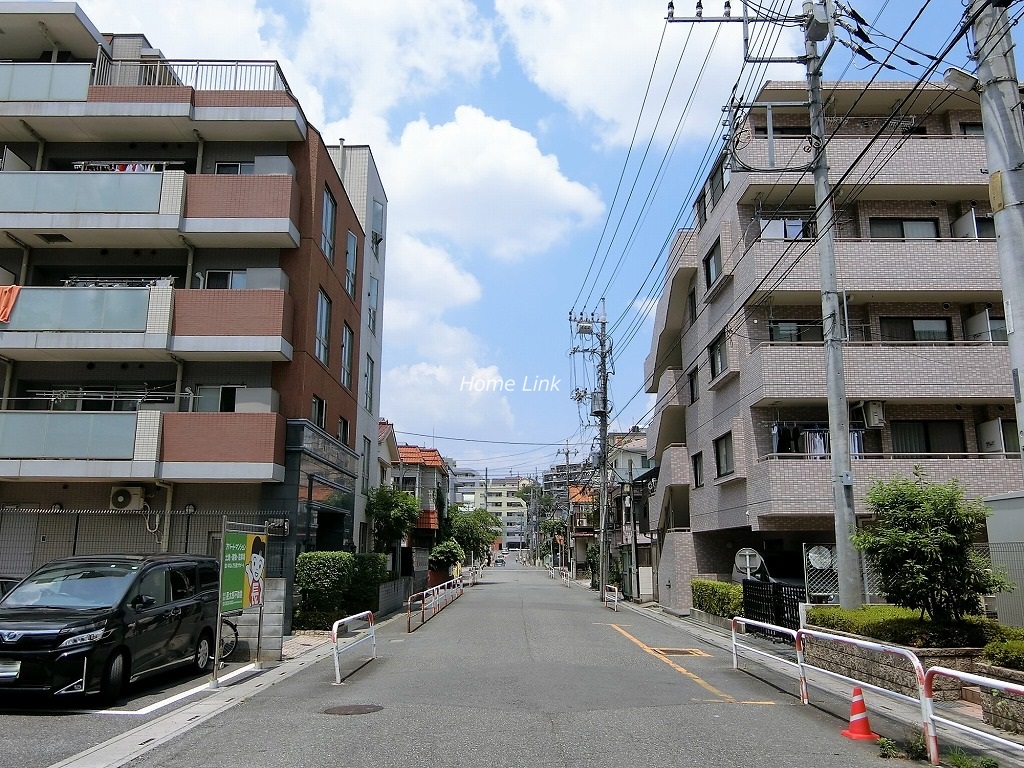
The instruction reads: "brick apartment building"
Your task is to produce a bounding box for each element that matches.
[0,3,386,615]
[645,80,1021,614]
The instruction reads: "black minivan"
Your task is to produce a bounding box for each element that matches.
[0,554,219,702]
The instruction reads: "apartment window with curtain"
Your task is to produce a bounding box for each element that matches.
[714,432,734,477]
[891,420,965,454]
[341,323,354,388]
[879,317,951,343]
[321,187,337,263]
[692,452,704,488]
[345,231,358,296]
[315,289,331,365]
[363,355,375,411]
[362,437,372,493]
[368,276,379,334]
[703,240,723,288]
[311,395,326,430]
[709,331,728,378]
[868,218,939,239]
[371,199,385,258]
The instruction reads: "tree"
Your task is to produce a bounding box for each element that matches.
[519,481,556,518]
[540,517,566,565]
[429,538,465,571]
[450,507,502,563]
[365,486,421,554]
[853,469,1011,623]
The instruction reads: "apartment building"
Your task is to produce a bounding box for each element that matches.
[394,445,449,580]
[645,80,1021,614]
[543,458,596,509]
[0,4,378,608]
[452,469,527,550]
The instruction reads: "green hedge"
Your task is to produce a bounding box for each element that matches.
[983,639,1024,671]
[805,605,1008,648]
[293,551,389,630]
[692,579,743,618]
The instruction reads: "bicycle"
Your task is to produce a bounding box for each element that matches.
[219,615,238,660]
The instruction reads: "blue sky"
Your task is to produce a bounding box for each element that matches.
[65,1,981,476]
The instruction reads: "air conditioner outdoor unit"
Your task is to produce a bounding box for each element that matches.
[865,400,885,429]
[110,486,144,510]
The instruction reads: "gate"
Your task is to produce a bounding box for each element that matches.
[741,579,806,641]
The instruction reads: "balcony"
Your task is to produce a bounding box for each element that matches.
[171,289,293,361]
[160,412,286,482]
[181,174,301,248]
[736,135,988,205]
[0,410,160,480]
[747,454,1022,526]
[0,59,306,144]
[0,286,172,361]
[646,229,698,390]
[648,444,689,531]
[750,342,1012,404]
[746,238,1001,303]
[648,369,687,457]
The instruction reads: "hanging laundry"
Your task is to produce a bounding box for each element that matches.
[0,284,21,323]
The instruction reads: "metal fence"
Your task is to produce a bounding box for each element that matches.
[92,57,290,91]
[0,508,290,578]
[741,579,806,640]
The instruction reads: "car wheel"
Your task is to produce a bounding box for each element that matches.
[100,650,128,704]
[193,631,212,672]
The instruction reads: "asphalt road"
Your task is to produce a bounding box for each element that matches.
[5,562,1019,768]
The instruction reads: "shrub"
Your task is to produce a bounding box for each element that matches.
[429,539,465,570]
[291,607,347,631]
[347,553,388,614]
[295,550,353,613]
[805,605,1004,648]
[692,579,743,618]
[983,639,1024,671]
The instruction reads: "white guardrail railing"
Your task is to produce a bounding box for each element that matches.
[330,610,375,685]
[406,576,465,633]
[603,584,620,611]
[730,617,1024,765]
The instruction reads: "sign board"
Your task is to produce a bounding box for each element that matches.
[734,547,762,578]
[220,531,267,613]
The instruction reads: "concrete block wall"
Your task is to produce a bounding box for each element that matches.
[233,576,286,662]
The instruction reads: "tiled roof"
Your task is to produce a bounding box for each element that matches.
[569,484,596,503]
[398,444,447,469]
[379,420,393,442]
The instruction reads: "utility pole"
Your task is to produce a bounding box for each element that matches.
[556,440,578,577]
[571,299,611,598]
[667,1,862,607]
[963,0,1024,480]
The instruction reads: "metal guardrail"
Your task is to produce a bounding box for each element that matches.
[729,617,1024,765]
[330,610,375,685]
[406,576,464,633]
[603,585,620,611]
[561,568,571,587]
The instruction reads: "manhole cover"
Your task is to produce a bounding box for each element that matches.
[324,704,383,715]
[653,648,710,657]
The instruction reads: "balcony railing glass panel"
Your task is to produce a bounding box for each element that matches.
[0,412,136,459]
[4,288,149,332]
[0,172,162,213]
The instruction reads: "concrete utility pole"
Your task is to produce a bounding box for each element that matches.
[667,1,863,607]
[557,440,578,577]
[966,0,1024,480]
[570,298,611,597]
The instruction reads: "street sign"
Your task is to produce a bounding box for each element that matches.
[734,547,762,578]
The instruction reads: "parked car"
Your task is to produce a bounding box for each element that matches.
[0,553,220,702]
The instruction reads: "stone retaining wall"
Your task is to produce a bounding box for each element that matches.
[978,662,1024,733]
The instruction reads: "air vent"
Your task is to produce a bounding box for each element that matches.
[35,233,71,244]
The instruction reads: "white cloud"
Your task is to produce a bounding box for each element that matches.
[384,106,604,261]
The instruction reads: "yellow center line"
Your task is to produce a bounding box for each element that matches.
[608,623,738,703]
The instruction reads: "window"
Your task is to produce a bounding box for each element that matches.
[976,217,996,238]
[879,317,951,342]
[891,420,965,454]
[368,276,379,334]
[960,122,984,136]
[338,416,350,446]
[753,124,810,138]
[760,218,815,240]
[686,285,697,325]
[714,432,734,477]
[709,331,728,379]
[321,187,337,263]
[362,437,372,493]
[311,395,326,429]
[341,324,354,388]
[205,270,246,289]
[195,385,240,413]
[708,157,728,207]
[215,162,254,175]
[315,290,331,365]
[345,231,358,296]
[703,241,722,288]
[363,355,375,411]
[687,368,699,404]
[868,218,939,239]
[691,452,704,488]
[371,200,385,258]
[769,320,824,343]
[695,192,707,228]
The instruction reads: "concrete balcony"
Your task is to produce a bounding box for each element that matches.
[0,410,160,480]
[160,412,286,482]
[648,369,687,457]
[749,342,1012,404]
[747,454,1022,525]
[736,135,988,205]
[0,286,173,361]
[171,289,293,361]
[181,174,301,248]
[648,443,689,532]
[746,238,1001,303]
[0,60,307,143]
[646,229,698,391]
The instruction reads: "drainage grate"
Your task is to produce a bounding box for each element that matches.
[653,648,710,657]
[324,704,384,715]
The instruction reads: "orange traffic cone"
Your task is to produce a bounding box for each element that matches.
[841,687,880,741]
